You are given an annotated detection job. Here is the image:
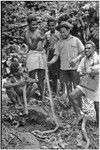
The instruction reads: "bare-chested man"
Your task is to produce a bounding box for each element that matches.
[24,14,46,100]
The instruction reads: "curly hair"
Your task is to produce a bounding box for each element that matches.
[27,14,37,24]
[10,62,19,74]
[47,16,56,26]
[85,40,96,48]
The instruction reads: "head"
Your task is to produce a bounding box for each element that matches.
[10,45,16,53]
[85,41,95,57]
[27,14,38,31]
[57,22,73,39]
[47,17,56,32]
[10,62,22,77]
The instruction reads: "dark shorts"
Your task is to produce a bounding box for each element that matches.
[29,69,45,81]
[60,70,80,85]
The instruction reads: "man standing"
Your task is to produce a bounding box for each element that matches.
[44,17,61,95]
[69,41,99,130]
[48,22,84,101]
[24,14,46,100]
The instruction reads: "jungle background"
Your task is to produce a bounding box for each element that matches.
[1,1,99,149]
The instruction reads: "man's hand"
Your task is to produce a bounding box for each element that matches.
[20,80,27,86]
[25,78,38,84]
[47,61,52,67]
[69,60,75,68]
[47,55,58,67]
[90,66,99,76]
[78,71,89,77]
[37,41,44,51]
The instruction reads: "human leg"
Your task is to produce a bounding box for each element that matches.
[94,101,99,127]
[60,70,71,97]
[69,87,84,116]
[49,65,58,95]
[28,69,39,99]
[37,69,45,98]
[71,70,80,88]
[68,70,80,107]
[6,88,20,105]
[29,70,36,79]
[51,76,58,94]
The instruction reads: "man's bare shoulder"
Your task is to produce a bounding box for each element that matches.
[24,29,29,37]
[35,28,42,34]
[45,30,50,35]
[55,38,62,47]
[72,36,82,43]
[55,30,60,35]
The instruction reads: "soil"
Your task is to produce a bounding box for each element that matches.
[1,92,99,149]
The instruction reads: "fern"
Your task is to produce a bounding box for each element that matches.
[91,26,99,40]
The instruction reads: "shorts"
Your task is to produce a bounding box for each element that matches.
[60,69,80,85]
[29,69,45,81]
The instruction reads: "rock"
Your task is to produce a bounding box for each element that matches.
[28,104,48,116]
[23,144,40,149]
[20,132,40,149]
[52,141,59,149]
[58,138,66,148]
[41,145,48,149]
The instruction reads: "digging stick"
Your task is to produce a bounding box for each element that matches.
[45,64,59,126]
[23,85,28,114]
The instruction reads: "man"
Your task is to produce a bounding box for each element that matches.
[44,17,61,95]
[24,14,46,100]
[69,41,99,130]
[3,61,26,107]
[48,22,84,102]
[3,61,37,107]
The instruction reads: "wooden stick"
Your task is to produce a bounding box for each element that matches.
[32,52,60,137]
[23,85,28,114]
[45,65,59,127]
[45,50,59,127]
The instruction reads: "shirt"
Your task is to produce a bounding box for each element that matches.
[77,51,99,102]
[54,35,84,70]
[45,30,61,50]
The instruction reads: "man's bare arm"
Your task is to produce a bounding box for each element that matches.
[48,55,59,66]
[3,81,26,89]
[69,52,84,68]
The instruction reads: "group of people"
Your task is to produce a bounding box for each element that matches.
[2,14,99,133]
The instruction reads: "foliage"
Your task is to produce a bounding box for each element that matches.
[1,1,99,51]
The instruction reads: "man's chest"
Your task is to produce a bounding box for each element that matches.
[59,39,78,55]
[84,58,94,71]
[10,76,22,83]
[46,31,60,46]
[26,30,41,41]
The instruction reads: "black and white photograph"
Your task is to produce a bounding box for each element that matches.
[1,1,99,149]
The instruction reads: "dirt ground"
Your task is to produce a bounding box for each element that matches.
[1,92,99,149]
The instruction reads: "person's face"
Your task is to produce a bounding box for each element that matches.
[85,44,94,57]
[60,27,70,39]
[48,21,56,32]
[13,64,23,77]
[29,20,37,31]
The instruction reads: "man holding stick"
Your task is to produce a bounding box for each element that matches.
[44,16,61,95]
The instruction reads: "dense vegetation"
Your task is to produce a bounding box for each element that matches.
[1,1,99,51]
[1,1,99,149]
